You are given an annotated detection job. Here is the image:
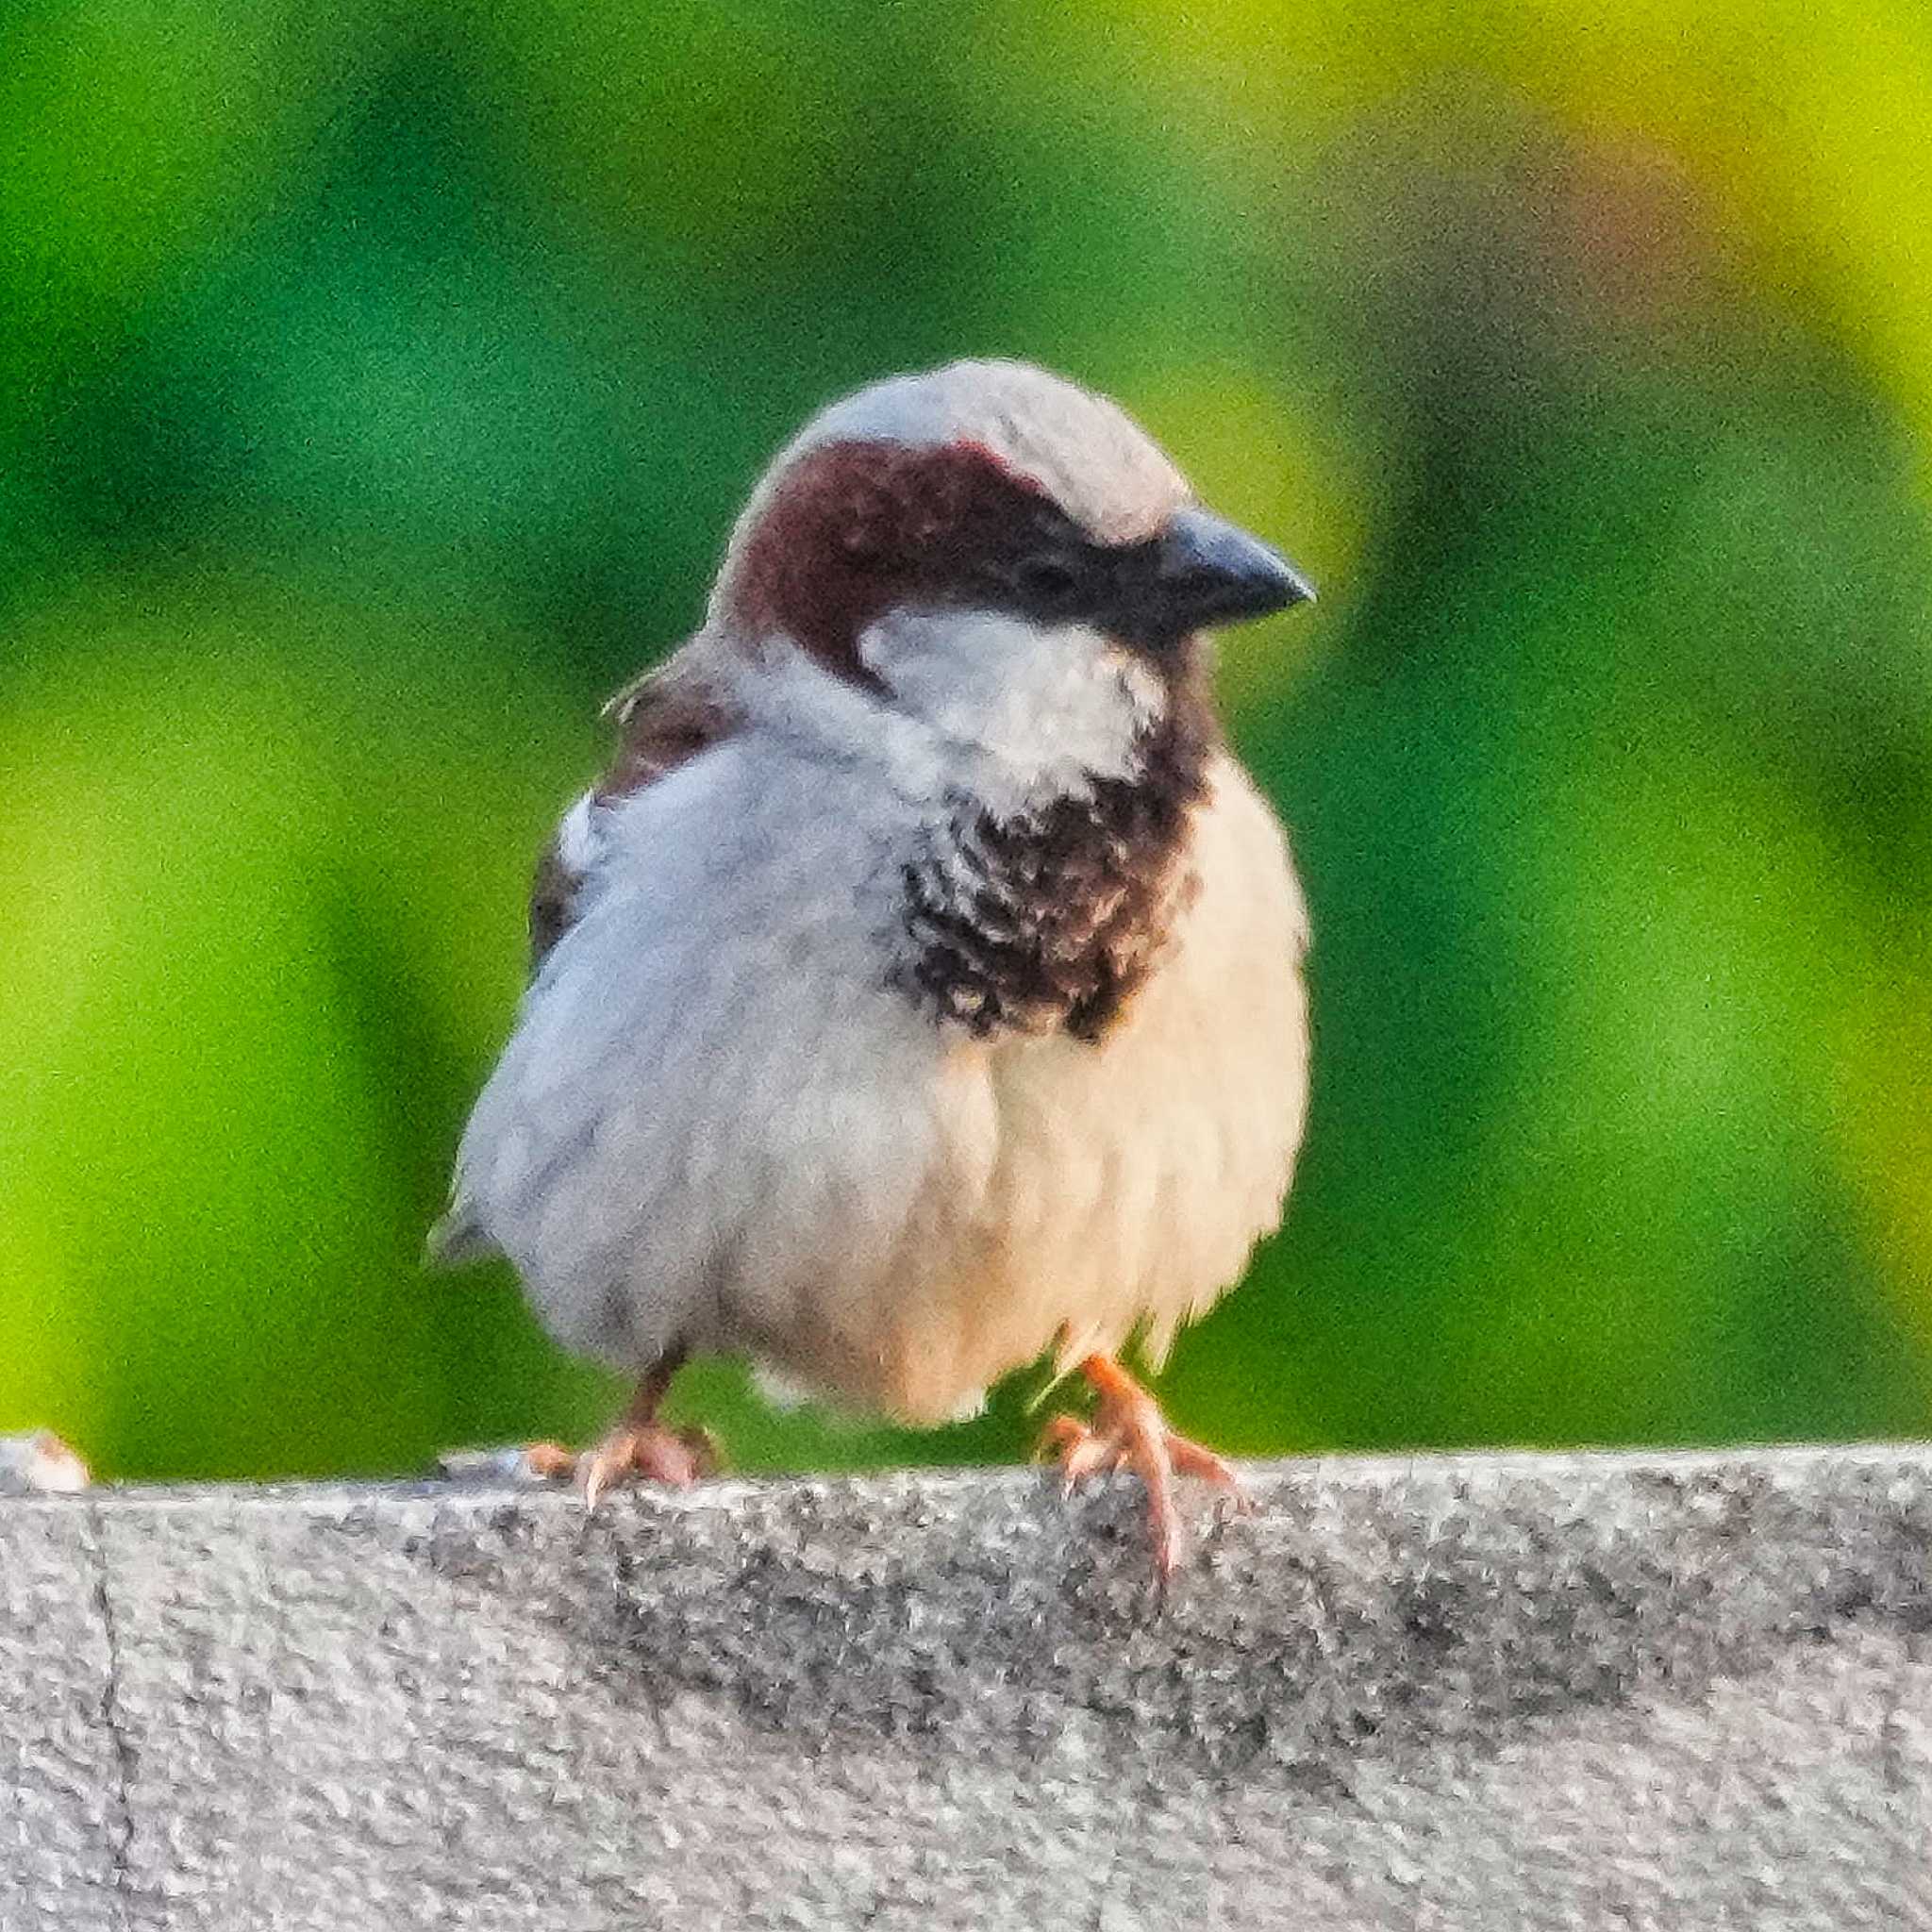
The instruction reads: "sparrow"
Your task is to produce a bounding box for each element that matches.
[432,360,1314,1575]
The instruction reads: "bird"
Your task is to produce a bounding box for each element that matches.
[431,359,1315,1576]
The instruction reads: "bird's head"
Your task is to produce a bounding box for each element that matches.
[710,360,1313,775]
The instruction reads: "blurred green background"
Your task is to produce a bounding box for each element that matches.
[4,1,1930,1481]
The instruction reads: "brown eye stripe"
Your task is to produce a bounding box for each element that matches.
[727,439,1061,684]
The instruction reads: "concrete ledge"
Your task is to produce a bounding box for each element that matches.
[4,1447,1930,1929]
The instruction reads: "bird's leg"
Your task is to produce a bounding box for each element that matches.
[525,1350,714,1509]
[1040,1354,1249,1579]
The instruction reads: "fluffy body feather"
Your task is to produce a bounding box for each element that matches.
[439,360,1311,1430]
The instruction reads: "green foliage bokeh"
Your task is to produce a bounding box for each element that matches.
[4,0,1929,1478]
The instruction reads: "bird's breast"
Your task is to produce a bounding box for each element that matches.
[887,692,1216,1042]
[770,754,1310,1423]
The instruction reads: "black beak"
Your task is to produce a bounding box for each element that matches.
[1152,508,1315,630]
[1104,508,1314,651]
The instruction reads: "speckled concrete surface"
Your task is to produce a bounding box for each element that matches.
[3,1448,1930,1929]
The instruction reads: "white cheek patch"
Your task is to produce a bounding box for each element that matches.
[858,609,1164,800]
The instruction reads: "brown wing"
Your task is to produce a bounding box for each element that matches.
[525,654,741,978]
[527,834,584,974]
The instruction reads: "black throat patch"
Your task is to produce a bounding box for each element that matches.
[890,692,1216,1042]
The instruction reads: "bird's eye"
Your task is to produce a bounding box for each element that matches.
[1017,558,1080,608]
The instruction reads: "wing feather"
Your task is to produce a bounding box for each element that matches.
[428,649,741,1268]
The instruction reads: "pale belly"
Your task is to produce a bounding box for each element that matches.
[734,764,1312,1424]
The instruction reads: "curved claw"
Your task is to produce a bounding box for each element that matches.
[1041,1357,1247,1579]
[1038,1414,1124,1491]
[577,1423,712,1511]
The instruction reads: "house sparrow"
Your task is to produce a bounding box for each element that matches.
[432,360,1314,1575]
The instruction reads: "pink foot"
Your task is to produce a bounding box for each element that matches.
[1041,1356,1249,1578]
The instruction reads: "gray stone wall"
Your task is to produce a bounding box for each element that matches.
[4,1447,1930,1929]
